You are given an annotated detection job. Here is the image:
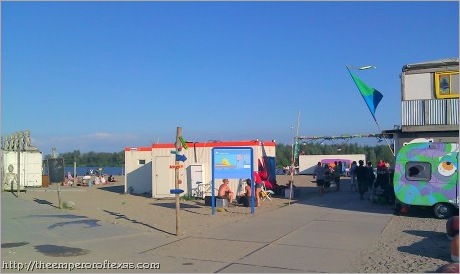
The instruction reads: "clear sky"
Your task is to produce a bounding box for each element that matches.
[1,1,459,155]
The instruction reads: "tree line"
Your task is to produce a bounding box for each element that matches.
[275,142,395,168]
[44,150,125,167]
[46,142,394,168]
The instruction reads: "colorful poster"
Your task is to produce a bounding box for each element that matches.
[212,147,253,179]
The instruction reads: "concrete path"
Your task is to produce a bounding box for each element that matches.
[1,188,394,273]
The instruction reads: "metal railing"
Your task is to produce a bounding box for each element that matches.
[401,98,458,126]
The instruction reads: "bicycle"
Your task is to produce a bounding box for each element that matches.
[190,181,218,199]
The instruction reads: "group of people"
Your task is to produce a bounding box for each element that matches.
[314,159,392,200]
[353,160,377,200]
[217,178,264,207]
[348,159,392,200]
[94,174,116,185]
[62,172,117,187]
[313,161,344,196]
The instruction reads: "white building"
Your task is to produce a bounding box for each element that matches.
[124,140,276,198]
[2,149,43,188]
[298,154,366,175]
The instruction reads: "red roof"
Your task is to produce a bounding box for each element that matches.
[125,140,276,151]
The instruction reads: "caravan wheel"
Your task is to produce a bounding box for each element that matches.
[434,203,454,219]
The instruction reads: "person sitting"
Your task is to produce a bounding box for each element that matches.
[62,176,71,187]
[100,175,107,185]
[108,175,116,183]
[238,179,252,207]
[66,172,74,186]
[62,172,74,187]
[217,178,234,205]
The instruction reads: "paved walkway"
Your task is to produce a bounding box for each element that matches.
[1,188,394,273]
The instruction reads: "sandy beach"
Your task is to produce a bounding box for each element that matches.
[15,174,455,272]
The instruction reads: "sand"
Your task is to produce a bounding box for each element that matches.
[20,175,295,237]
[351,209,453,273]
[17,175,454,272]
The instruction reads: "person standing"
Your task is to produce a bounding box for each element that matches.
[366,161,376,192]
[253,171,263,207]
[324,164,332,188]
[349,161,358,191]
[313,162,326,196]
[384,160,391,169]
[355,160,368,200]
[333,161,342,191]
[377,159,386,171]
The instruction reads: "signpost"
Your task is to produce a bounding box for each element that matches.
[178,136,188,150]
[172,127,189,236]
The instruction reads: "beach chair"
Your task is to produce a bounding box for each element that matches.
[260,184,274,201]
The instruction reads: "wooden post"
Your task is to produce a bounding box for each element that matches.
[74,161,77,178]
[289,140,294,205]
[57,183,62,209]
[175,127,182,236]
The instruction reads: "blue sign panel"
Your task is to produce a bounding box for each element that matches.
[211,147,254,215]
[170,189,184,195]
[212,147,253,179]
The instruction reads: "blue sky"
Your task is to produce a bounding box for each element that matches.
[2,1,459,155]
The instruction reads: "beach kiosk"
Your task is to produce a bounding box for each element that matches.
[124,140,276,198]
[2,150,43,188]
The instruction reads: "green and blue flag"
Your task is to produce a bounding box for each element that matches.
[347,67,383,121]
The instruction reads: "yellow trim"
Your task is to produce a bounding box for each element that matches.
[434,71,459,99]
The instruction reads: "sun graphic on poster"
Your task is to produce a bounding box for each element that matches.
[221,158,231,166]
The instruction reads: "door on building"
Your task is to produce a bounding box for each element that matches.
[25,152,43,187]
[153,156,174,197]
[187,164,205,195]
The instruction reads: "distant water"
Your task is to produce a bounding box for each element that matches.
[43,166,124,176]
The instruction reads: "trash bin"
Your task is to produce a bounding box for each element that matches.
[42,175,50,187]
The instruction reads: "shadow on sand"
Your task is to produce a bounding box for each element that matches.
[103,209,176,236]
[150,202,202,210]
[398,229,450,261]
[277,184,395,216]
[33,198,59,209]
[97,185,125,194]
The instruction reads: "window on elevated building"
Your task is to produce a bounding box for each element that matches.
[435,71,459,99]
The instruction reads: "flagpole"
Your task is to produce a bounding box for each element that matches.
[289,110,300,205]
[373,119,395,156]
[346,66,394,156]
